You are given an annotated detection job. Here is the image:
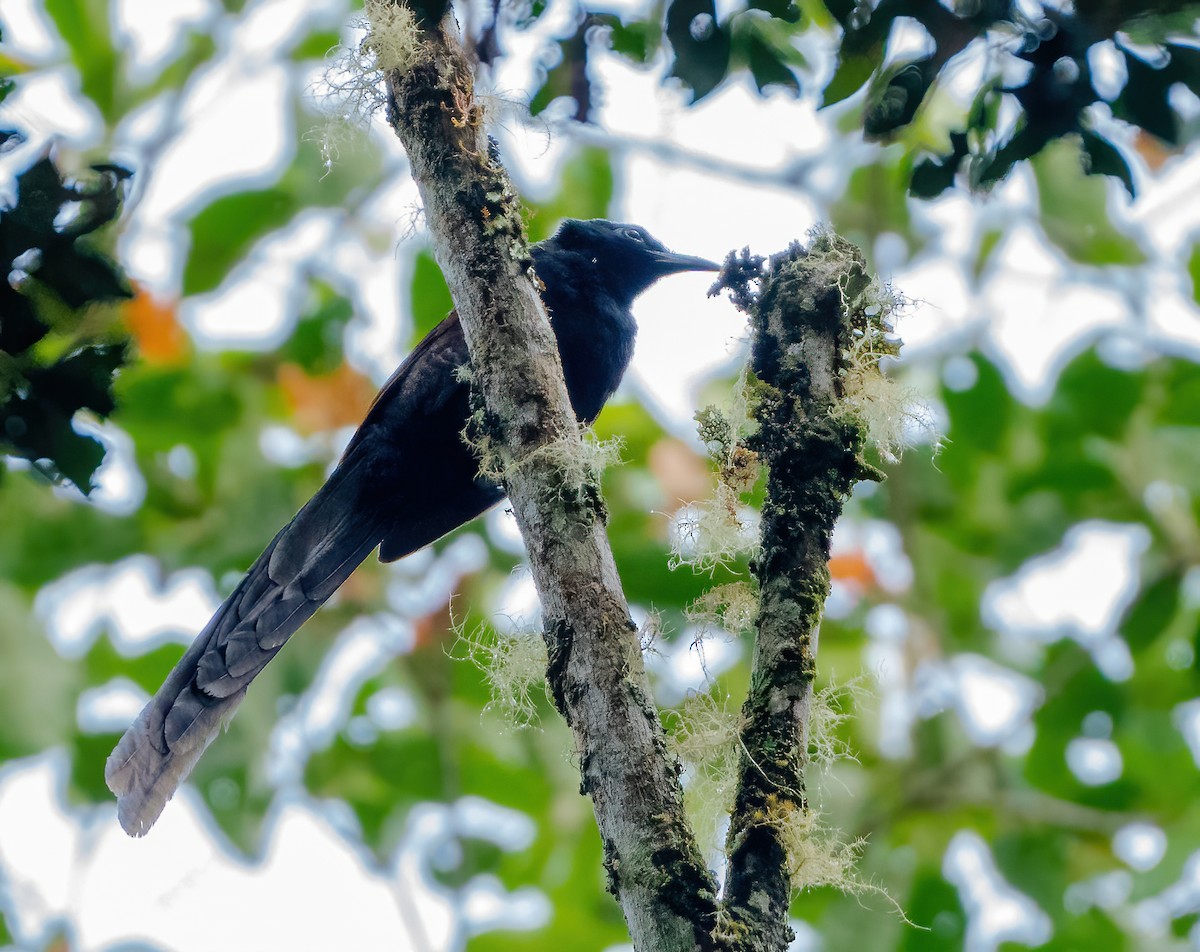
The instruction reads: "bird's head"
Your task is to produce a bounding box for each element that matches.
[541,219,720,305]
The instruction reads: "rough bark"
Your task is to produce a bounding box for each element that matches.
[713,241,883,949]
[378,8,718,950]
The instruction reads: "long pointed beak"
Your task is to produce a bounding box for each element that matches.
[652,250,722,274]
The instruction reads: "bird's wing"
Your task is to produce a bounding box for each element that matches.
[344,311,471,456]
[106,314,474,836]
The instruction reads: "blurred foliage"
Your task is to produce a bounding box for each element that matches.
[1,1,1200,951]
[0,140,132,491]
[524,0,1200,195]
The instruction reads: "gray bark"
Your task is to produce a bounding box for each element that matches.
[715,241,883,949]
[378,10,718,950]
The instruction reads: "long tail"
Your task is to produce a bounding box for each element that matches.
[105,444,387,836]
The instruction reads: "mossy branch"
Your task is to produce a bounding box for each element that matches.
[375,4,717,949]
[711,235,891,949]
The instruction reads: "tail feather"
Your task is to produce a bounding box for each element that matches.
[105,446,387,836]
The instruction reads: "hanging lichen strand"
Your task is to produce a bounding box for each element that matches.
[711,232,901,950]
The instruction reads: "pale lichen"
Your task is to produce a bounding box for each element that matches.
[312,0,426,172]
[452,615,547,728]
[669,369,764,574]
[685,581,759,638]
[468,418,624,504]
[805,225,940,462]
[761,795,865,892]
[362,0,424,74]
[807,677,865,770]
[667,690,741,863]
[761,793,915,924]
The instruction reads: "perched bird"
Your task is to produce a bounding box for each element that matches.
[106,218,720,835]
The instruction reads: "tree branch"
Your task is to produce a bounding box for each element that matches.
[714,240,884,949]
[376,5,718,948]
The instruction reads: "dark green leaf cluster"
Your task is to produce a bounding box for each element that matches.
[827,1,1199,197]
[525,0,804,120]
[524,0,1200,196]
[0,148,132,493]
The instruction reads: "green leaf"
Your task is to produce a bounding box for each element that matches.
[33,242,132,307]
[821,43,882,108]
[900,870,964,949]
[911,133,968,199]
[604,18,657,63]
[279,280,353,373]
[1165,41,1200,96]
[26,343,127,417]
[526,146,613,241]
[0,582,79,759]
[1157,358,1200,426]
[529,22,589,121]
[183,188,295,296]
[665,0,732,101]
[43,0,120,121]
[0,284,48,355]
[1189,243,1200,305]
[7,155,66,250]
[992,828,1068,918]
[0,395,107,492]
[1032,139,1147,266]
[1080,128,1135,198]
[408,248,454,347]
[973,227,1002,281]
[748,0,800,22]
[1,342,127,492]
[135,32,217,105]
[1113,46,1179,144]
[743,28,799,93]
[1042,909,1128,951]
[864,59,934,137]
[291,29,341,61]
[1026,643,1134,809]
[183,121,382,295]
[831,151,921,262]
[1120,571,1181,653]
[1049,349,1144,440]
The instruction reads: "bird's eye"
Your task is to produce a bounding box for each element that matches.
[623,227,645,243]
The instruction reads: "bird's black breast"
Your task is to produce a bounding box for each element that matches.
[535,248,638,424]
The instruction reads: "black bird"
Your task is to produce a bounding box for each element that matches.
[106,219,719,835]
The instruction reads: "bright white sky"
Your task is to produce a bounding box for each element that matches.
[1,0,1199,949]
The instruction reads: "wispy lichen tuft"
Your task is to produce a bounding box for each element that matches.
[312,0,425,172]
[670,369,764,573]
[470,423,624,500]
[667,690,741,861]
[453,616,547,728]
[362,0,423,74]
[685,581,758,637]
[805,225,939,461]
[808,677,865,769]
[762,795,865,892]
[762,794,915,923]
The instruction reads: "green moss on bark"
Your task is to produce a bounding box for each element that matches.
[711,237,892,950]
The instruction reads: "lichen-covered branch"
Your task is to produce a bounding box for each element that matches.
[713,238,887,949]
[375,5,717,949]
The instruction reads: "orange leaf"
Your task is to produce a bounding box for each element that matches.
[412,597,455,650]
[277,361,377,432]
[829,551,876,588]
[122,285,188,364]
[1133,129,1174,172]
[648,437,714,506]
